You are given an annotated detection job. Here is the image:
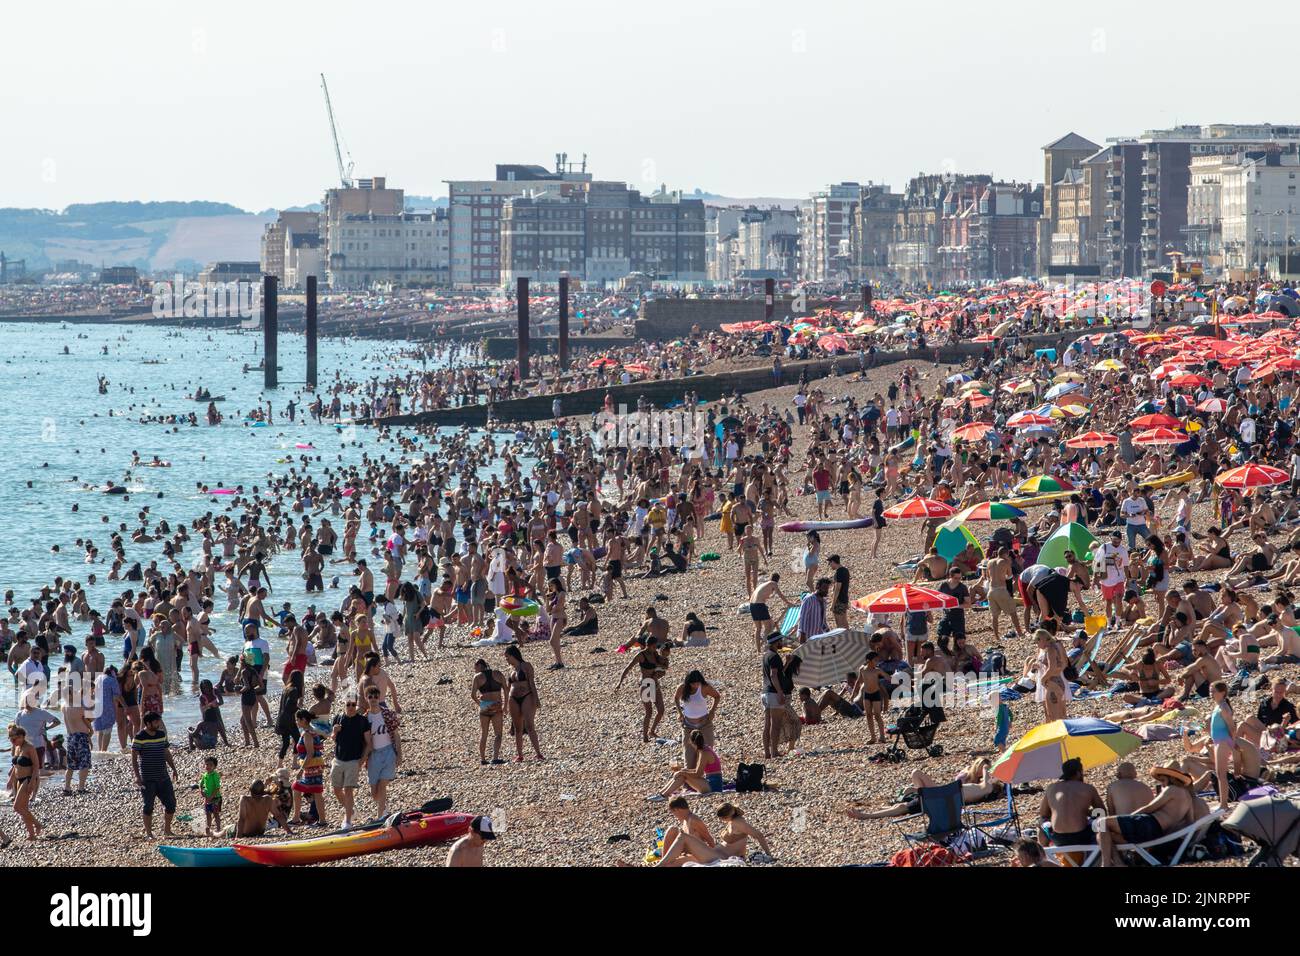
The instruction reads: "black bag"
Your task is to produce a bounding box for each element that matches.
[735,762,766,793]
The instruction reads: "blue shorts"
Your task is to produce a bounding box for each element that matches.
[815,490,831,503]
[367,745,396,784]
[705,772,724,792]
[1173,640,1193,664]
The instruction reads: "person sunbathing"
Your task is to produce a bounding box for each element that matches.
[654,803,771,867]
[845,757,1000,820]
[1095,763,1199,867]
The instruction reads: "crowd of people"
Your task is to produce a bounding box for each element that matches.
[7,276,1300,868]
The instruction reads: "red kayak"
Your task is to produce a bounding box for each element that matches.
[234,812,473,866]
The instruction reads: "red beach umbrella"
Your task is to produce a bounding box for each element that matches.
[851,584,958,613]
[882,496,957,520]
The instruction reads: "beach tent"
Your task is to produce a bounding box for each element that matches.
[1038,521,1098,568]
[934,524,982,564]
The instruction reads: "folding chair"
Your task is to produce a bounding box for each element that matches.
[897,781,967,849]
[965,785,1021,845]
[895,781,1002,858]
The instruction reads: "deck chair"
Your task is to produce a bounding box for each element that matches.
[778,597,806,638]
[1043,810,1223,867]
[1070,630,1107,688]
[1096,628,1141,677]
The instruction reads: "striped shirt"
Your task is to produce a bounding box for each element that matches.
[132,728,170,781]
[797,593,826,639]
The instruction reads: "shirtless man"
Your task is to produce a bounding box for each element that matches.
[235,779,293,837]
[1096,764,1198,867]
[912,547,949,584]
[1038,758,1105,858]
[303,543,325,593]
[604,534,629,601]
[749,573,796,649]
[1177,640,1223,701]
[446,815,495,867]
[1105,762,1154,816]
[985,546,1023,639]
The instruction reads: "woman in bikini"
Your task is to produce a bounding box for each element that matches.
[7,724,42,840]
[615,636,671,743]
[471,659,506,765]
[1033,629,1069,721]
[655,803,771,866]
[504,645,544,762]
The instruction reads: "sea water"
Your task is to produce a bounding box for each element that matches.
[0,321,511,730]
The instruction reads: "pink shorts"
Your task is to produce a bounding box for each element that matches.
[1100,582,1123,601]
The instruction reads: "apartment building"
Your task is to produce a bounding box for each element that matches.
[1220,149,1300,277]
[260,210,320,283]
[499,182,706,286]
[1104,124,1300,276]
[798,183,861,282]
[446,158,592,289]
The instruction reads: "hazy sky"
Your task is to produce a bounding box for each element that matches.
[3,0,1298,211]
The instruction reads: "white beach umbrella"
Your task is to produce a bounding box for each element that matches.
[790,628,873,689]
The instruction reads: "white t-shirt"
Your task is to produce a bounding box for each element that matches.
[1239,418,1256,445]
[1095,541,1129,587]
[1121,496,1149,526]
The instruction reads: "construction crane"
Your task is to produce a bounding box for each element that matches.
[320,73,355,188]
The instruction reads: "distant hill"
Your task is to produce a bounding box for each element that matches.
[0,201,271,272]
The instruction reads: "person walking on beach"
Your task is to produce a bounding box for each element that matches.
[361,687,400,819]
[330,694,370,830]
[131,711,178,841]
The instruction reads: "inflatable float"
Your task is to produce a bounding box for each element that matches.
[780,517,876,532]
[1002,470,1194,509]
[158,845,260,868]
[233,811,473,866]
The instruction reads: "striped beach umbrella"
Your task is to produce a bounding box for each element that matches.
[991,718,1140,784]
[951,501,1027,522]
[1014,474,1074,494]
[790,629,874,689]
[1007,412,1055,428]
[851,584,957,614]
[1215,464,1289,489]
[882,496,957,520]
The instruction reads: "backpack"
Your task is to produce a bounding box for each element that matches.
[735,762,766,793]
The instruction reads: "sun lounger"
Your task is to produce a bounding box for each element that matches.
[1043,809,1223,867]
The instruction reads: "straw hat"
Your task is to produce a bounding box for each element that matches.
[1150,762,1193,787]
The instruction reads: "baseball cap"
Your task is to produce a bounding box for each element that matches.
[471,815,496,840]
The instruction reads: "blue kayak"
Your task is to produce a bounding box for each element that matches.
[158,845,260,868]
